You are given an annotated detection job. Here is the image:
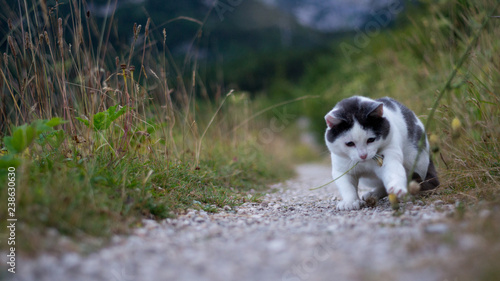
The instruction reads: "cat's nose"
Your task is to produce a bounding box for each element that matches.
[360,154,367,160]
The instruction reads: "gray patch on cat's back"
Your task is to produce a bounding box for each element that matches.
[376,97,397,111]
[379,97,424,148]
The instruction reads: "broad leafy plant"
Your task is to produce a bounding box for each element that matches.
[76,105,129,131]
[0,118,66,168]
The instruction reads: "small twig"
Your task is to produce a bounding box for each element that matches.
[231,95,320,133]
[439,152,449,169]
[195,90,233,167]
[309,162,359,191]
[163,16,203,26]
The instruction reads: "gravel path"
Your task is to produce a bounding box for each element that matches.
[9,164,473,281]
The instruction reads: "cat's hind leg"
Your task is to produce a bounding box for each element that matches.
[360,178,387,201]
[412,158,440,191]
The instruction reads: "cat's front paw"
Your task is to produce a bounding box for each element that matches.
[387,186,407,197]
[336,199,365,211]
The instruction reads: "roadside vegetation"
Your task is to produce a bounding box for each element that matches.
[0,1,297,254]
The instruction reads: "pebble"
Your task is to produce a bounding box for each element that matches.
[433,200,445,208]
[425,223,450,234]
[479,209,491,219]
[194,217,205,223]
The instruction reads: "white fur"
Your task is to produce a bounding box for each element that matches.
[325,97,430,211]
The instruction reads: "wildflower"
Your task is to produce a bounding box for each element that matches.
[409,180,421,195]
[429,133,439,153]
[388,193,399,210]
[451,117,461,139]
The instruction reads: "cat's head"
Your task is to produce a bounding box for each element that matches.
[324,96,390,162]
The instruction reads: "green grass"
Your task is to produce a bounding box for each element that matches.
[0,137,291,253]
[0,1,296,254]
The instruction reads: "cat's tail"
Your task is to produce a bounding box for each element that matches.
[412,158,440,191]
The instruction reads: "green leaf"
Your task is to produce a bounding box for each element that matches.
[45,117,67,127]
[76,106,129,131]
[0,155,21,169]
[76,117,90,128]
[38,130,66,147]
[146,125,155,134]
[4,124,36,154]
[112,106,128,120]
[31,120,53,136]
[93,105,129,131]
[93,112,107,131]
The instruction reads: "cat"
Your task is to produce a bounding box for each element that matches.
[324,96,439,210]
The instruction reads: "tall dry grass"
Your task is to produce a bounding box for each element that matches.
[0,0,294,254]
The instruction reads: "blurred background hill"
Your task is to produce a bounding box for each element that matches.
[3,0,407,95]
[108,0,403,91]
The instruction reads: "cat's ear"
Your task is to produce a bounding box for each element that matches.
[325,113,342,128]
[368,103,384,118]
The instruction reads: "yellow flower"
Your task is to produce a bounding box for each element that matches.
[451,117,461,138]
[451,118,461,130]
[388,193,399,210]
[409,180,421,195]
[429,133,439,153]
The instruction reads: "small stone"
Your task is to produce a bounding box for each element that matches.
[194,217,205,223]
[134,228,148,236]
[111,235,123,244]
[415,200,425,206]
[61,253,80,268]
[142,219,159,229]
[268,239,286,252]
[479,209,491,219]
[425,223,449,234]
[458,235,480,250]
[47,228,59,237]
[433,200,445,207]
[223,205,232,211]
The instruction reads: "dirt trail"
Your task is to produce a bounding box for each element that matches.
[10,164,473,281]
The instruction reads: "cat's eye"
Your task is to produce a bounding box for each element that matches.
[367,138,376,144]
[345,142,355,147]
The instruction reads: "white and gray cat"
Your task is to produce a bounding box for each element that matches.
[324,96,439,210]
